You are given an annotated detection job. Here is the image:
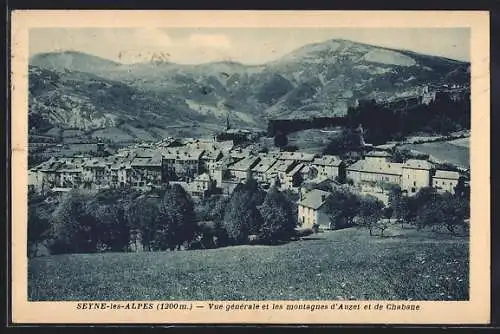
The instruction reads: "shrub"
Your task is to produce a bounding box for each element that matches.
[296,228,314,238]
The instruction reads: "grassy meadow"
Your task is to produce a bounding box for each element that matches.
[400,140,469,169]
[28,224,468,302]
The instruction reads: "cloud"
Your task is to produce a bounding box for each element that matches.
[188,33,231,49]
[130,28,173,48]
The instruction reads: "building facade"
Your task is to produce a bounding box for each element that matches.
[401,159,433,194]
[297,189,331,229]
[433,170,461,194]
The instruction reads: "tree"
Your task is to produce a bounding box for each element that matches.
[389,148,413,163]
[307,166,318,180]
[388,185,403,206]
[194,195,230,247]
[95,203,131,252]
[222,184,263,244]
[27,202,52,257]
[454,178,470,199]
[323,188,362,229]
[358,196,384,236]
[195,195,228,222]
[126,197,160,251]
[156,184,197,251]
[412,187,439,229]
[274,132,288,148]
[395,196,414,228]
[383,206,394,221]
[259,188,297,243]
[416,193,469,234]
[323,128,363,156]
[49,190,99,254]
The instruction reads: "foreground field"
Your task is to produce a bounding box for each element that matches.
[28,225,468,301]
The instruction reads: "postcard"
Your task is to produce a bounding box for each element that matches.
[10,10,490,324]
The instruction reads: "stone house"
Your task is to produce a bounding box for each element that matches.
[432,170,461,194]
[297,189,332,229]
[401,159,434,194]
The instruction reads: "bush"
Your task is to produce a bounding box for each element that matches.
[296,228,314,238]
[312,224,320,234]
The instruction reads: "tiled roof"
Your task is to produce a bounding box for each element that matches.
[278,151,315,162]
[298,189,331,210]
[162,148,204,161]
[268,159,296,173]
[434,170,460,180]
[131,155,162,167]
[287,163,305,176]
[228,156,260,171]
[312,155,343,167]
[251,158,278,173]
[347,159,403,176]
[202,149,223,161]
[366,151,391,158]
[404,159,433,170]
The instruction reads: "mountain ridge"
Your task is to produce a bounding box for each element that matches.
[30,38,470,68]
[29,38,470,142]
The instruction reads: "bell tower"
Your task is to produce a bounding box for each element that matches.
[226,111,231,131]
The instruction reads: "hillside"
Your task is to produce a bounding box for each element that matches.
[28,66,257,142]
[29,39,470,140]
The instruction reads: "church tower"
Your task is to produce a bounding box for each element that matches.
[226,111,231,131]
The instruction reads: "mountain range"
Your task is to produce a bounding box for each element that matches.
[29,38,470,142]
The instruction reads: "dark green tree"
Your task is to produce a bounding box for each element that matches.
[95,203,131,252]
[358,195,384,236]
[323,128,363,156]
[126,197,160,251]
[416,193,469,234]
[27,202,52,257]
[156,184,197,251]
[222,183,263,244]
[49,190,99,254]
[323,188,362,229]
[259,187,298,243]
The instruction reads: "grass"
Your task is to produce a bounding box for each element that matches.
[401,141,469,169]
[287,129,341,154]
[28,225,468,301]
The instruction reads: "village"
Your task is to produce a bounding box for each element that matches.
[28,123,469,231]
[23,23,477,306]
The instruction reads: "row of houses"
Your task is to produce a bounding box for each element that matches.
[28,141,222,197]
[346,151,464,195]
[29,136,467,205]
[218,150,344,195]
[297,151,467,230]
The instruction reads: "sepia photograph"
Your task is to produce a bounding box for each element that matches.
[11,10,490,324]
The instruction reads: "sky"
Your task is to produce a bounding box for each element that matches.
[29,27,470,65]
